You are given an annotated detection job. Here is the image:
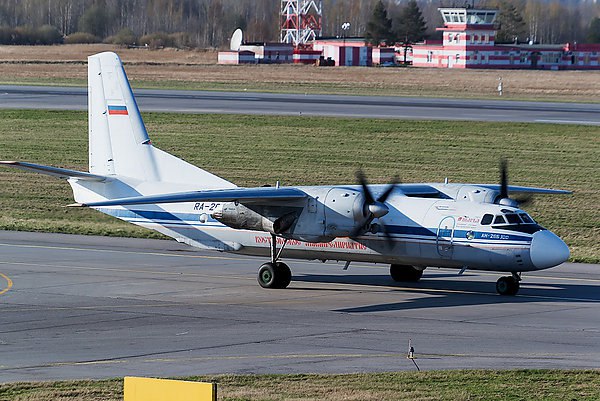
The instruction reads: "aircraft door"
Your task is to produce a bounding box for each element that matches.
[436,216,455,258]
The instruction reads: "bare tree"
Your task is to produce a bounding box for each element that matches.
[0,0,596,47]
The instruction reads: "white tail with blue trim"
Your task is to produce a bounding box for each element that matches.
[87,52,234,188]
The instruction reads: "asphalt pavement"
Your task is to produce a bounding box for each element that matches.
[1,231,598,382]
[1,85,600,124]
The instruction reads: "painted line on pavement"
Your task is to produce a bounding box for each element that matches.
[0,272,12,295]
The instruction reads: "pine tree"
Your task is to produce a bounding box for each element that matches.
[495,1,526,43]
[365,0,394,46]
[394,0,427,43]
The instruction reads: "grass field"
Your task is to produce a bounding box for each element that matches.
[0,110,597,262]
[1,44,600,101]
[1,370,600,400]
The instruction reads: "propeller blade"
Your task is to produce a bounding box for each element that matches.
[377,175,400,203]
[351,170,398,239]
[380,223,395,249]
[499,158,509,199]
[356,169,374,205]
[515,194,534,208]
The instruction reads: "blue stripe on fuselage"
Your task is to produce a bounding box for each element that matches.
[97,208,532,243]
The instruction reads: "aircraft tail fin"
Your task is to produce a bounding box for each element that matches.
[87,52,234,189]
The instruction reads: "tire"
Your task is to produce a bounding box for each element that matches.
[496,276,520,295]
[257,262,292,289]
[258,262,277,288]
[275,262,292,289]
[390,264,423,282]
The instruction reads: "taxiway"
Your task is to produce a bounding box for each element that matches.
[0,231,598,382]
[1,85,600,124]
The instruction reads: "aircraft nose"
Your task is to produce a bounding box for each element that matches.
[530,230,570,269]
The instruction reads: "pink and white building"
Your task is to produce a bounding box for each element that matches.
[239,43,294,63]
[412,7,600,69]
[217,50,256,65]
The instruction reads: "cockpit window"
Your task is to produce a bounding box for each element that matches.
[505,213,522,224]
[519,213,534,224]
[491,211,544,234]
[481,214,493,225]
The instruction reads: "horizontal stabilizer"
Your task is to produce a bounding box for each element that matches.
[0,161,108,182]
[479,184,572,195]
[69,187,307,207]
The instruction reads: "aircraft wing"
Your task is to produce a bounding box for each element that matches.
[0,161,108,182]
[478,184,572,195]
[69,187,307,207]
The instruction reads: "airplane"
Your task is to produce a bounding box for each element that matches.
[0,52,571,296]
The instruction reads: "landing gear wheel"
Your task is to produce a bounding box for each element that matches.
[258,263,276,288]
[275,262,292,289]
[496,276,520,295]
[257,262,292,289]
[390,264,423,282]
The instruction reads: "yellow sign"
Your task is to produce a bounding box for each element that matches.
[124,377,216,401]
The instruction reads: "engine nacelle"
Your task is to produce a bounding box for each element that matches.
[212,187,376,243]
[456,185,499,204]
[323,188,368,237]
[213,202,298,235]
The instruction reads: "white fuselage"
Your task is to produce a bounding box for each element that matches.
[86,183,568,274]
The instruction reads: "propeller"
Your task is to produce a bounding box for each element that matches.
[350,170,399,245]
[496,159,533,208]
[499,158,509,200]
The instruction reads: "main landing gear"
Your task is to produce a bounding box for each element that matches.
[390,264,424,282]
[496,273,521,296]
[257,234,292,289]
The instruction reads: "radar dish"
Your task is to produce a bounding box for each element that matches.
[230,29,243,51]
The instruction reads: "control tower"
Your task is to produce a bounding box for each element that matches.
[280,0,322,46]
[438,8,498,47]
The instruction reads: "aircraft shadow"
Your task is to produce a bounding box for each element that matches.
[291,273,600,313]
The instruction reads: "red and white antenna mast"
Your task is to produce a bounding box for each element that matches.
[280,0,322,46]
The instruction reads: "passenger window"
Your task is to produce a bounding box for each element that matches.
[493,215,506,224]
[481,214,493,225]
[506,214,522,224]
[519,213,533,223]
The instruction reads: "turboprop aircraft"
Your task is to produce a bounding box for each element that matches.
[0,52,571,295]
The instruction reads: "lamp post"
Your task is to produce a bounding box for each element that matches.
[341,22,350,47]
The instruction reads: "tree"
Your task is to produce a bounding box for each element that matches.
[495,1,526,43]
[364,0,393,46]
[111,28,137,46]
[587,17,600,43]
[394,0,427,43]
[37,25,63,45]
[78,5,110,38]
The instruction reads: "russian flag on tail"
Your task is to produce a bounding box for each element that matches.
[108,105,128,115]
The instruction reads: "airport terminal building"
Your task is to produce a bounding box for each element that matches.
[412,8,600,69]
[218,6,600,70]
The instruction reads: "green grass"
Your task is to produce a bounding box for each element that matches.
[1,370,600,400]
[0,77,594,103]
[0,110,598,262]
[2,76,442,97]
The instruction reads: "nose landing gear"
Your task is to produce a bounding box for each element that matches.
[496,272,521,295]
[257,234,292,289]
